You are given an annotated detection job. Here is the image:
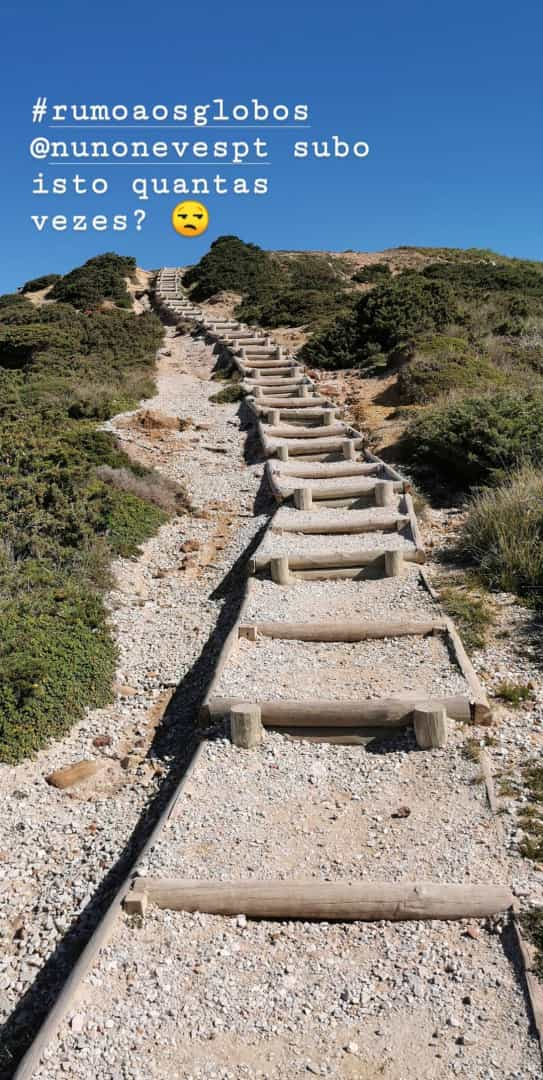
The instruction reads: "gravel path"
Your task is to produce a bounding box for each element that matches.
[215,635,468,701]
[258,529,414,556]
[0,326,268,1073]
[8,305,543,1079]
[245,573,437,623]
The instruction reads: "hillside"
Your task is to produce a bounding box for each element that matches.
[185,236,543,602]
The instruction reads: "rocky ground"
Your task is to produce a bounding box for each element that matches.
[3,312,543,1079]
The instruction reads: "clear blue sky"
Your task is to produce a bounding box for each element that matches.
[1,0,542,293]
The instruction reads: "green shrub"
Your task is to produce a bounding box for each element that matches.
[300,272,457,372]
[22,273,61,292]
[352,262,391,283]
[396,337,505,403]
[459,465,543,597]
[0,255,169,762]
[0,582,116,763]
[209,384,244,404]
[50,253,135,309]
[185,237,352,329]
[400,389,543,487]
[99,487,168,557]
[183,236,280,301]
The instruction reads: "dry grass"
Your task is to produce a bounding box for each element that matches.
[96,465,189,515]
[460,464,543,599]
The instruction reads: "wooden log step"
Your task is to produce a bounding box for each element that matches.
[252,396,328,409]
[238,619,446,641]
[203,693,475,726]
[272,510,408,533]
[241,360,294,369]
[264,422,347,439]
[245,377,305,387]
[259,409,333,424]
[272,461,380,479]
[250,548,423,572]
[264,437,362,457]
[274,477,404,501]
[127,879,513,922]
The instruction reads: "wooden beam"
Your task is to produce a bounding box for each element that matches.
[128,879,514,922]
[238,619,446,641]
[203,694,475,726]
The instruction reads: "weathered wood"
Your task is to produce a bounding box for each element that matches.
[273,477,404,502]
[272,511,408,534]
[13,740,205,1080]
[385,550,404,577]
[265,422,347,439]
[250,547,422,572]
[413,707,448,749]
[293,487,313,510]
[230,703,263,749]
[444,618,491,723]
[278,445,289,461]
[270,555,290,585]
[404,492,425,553]
[343,440,356,460]
[204,694,474,726]
[238,619,445,642]
[268,409,281,425]
[253,396,329,409]
[265,435,362,457]
[131,878,513,922]
[272,461,380,479]
[46,760,106,790]
[363,449,405,483]
[374,480,395,507]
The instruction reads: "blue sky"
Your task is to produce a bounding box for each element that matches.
[1,0,542,293]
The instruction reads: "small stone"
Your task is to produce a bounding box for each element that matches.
[93,735,112,748]
[70,1014,85,1034]
[345,1042,359,1054]
[236,914,247,928]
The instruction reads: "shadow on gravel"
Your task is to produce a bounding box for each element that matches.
[0,522,268,1078]
[501,920,540,1044]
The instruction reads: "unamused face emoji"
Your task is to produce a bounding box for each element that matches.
[172,200,209,237]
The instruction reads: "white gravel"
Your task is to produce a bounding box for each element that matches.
[8,302,543,1080]
[245,573,438,623]
[215,635,468,702]
[257,529,415,556]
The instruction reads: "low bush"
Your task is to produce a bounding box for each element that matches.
[300,272,458,372]
[400,389,543,487]
[209,384,244,404]
[352,262,391,283]
[0,254,170,763]
[459,465,543,597]
[50,253,135,309]
[22,273,61,292]
[0,579,116,763]
[396,337,505,404]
